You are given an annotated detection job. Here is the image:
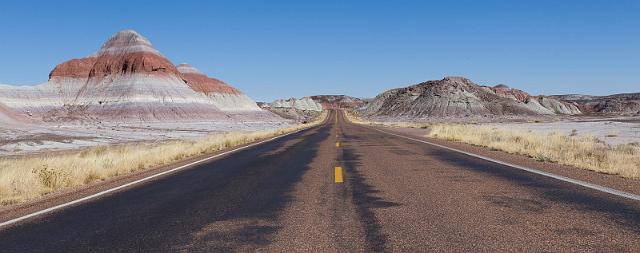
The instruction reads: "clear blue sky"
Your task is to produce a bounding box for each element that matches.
[0,0,638,101]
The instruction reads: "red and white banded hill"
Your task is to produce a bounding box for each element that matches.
[0,29,275,123]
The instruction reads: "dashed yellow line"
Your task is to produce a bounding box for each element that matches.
[335,166,343,183]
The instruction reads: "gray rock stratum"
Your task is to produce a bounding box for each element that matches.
[359,77,581,119]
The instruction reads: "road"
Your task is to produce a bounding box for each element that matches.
[1,110,639,252]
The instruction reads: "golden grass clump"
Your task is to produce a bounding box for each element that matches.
[343,111,369,124]
[427,124,640,179]
[0,112,326,206]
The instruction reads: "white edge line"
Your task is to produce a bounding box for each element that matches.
[361,124,640,202]
[0,125,317,228]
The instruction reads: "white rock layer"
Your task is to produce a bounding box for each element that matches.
[271,97,323,112]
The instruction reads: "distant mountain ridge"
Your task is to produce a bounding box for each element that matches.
[269,97,324,112]
[359,76,581,119]
[309,95,365,109]
[551,93,640,115]
[259,97,323,121]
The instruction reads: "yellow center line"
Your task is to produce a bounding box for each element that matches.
[335,166,343,183]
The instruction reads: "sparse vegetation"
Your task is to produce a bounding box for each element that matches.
[0,112,327,206]
[570,129,578,137]
[343,111,431,129]
[427,124,640,179]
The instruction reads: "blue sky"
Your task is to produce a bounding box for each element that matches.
[0,0,638,101]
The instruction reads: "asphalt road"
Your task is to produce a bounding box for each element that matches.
[1,110,639,252]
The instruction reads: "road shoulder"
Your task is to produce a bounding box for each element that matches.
[371,125,640,197]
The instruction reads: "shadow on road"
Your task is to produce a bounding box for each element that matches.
[428,148,640,234]
[342,143,401,252]
[0,124,331,253]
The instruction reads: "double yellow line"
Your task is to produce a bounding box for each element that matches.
[335,141,343,183]
[335,166,343,183]
[335,110,343,184]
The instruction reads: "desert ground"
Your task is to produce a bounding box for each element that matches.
[493,117,640,146]
[0,121,291,157]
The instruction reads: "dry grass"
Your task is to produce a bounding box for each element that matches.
[427,124,640,179]
[0,112,326,206]
[342,110,369,124]
[343,111,430,129]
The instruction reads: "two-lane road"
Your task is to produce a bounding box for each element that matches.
[1,110,639,252]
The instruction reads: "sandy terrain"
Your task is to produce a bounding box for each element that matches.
[359,113,640,146]
[492,119,640,146]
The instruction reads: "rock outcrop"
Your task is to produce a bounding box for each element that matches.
[270,97,324,112]
[552,93,640,115]
[0,29,275,123]
[260,97,323,121]
[309,95,365,109]
[63,30,225,121]
[359,77,582,119]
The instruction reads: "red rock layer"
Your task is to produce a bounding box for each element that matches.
[180,72,241,95]
[490,86,531,103]
[88,52,180,78]
[49,57,97,80]
[49,52,183,84]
